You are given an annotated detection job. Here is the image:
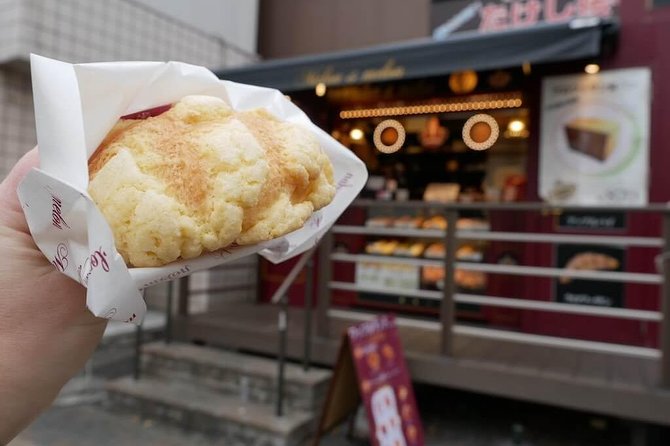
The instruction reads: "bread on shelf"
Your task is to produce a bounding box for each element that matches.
[365,240,398,255]
[456,218,490,231]
[393,242,426,257]
[393,215,424,229]
[424,242,446,259]
[365,216,394,227]
[422,215,447,230]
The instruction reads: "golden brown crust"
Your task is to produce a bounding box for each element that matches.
[87,95,336,267]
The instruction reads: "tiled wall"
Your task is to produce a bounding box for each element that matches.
[0,0,258,178]
[0,65,35,176]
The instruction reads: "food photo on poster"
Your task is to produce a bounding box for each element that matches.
[555,244,625,308]
[539,67,651,206]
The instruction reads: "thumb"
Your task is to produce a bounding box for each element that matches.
[0,148,39,228]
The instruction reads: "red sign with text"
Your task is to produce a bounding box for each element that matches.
[348,315,424,446]
[433,0,618,34]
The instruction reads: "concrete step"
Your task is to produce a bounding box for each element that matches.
[80,311,166,379]
[141,342,331,413]
[106,376,313,446]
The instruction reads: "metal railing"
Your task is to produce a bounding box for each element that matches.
[133,250,315,418]
[317,199,670,386]
[134,283,173,381]
[134,260,257,381]
[269,246,318,416]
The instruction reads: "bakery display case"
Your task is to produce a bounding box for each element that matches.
[323,88,528,319]
[331,204,491,319]
[259,68,532,323]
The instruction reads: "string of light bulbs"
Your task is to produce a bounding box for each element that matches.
[340,93,523,120]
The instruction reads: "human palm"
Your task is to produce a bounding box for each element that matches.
[0,149,106,443]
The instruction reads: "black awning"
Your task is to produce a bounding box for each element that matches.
[216,20,617,92]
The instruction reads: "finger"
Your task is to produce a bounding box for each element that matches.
[0,148,39,232]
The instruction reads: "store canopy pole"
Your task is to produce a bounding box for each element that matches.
[216,21,617,92]
[441,211,459,356]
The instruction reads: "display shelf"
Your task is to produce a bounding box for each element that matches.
[331,252,443,268]
[331,225,445,238]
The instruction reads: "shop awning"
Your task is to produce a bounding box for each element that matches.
[216,20,617,92]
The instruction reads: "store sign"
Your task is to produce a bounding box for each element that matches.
[303,59,406,87]
[432,0,619,36]
[555,244,625,307]
[557,210,626,231]
[313,315,424,446]
[539,68,651,206]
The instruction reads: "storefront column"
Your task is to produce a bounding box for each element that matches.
[660,213,670,388]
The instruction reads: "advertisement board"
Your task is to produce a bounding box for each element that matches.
[539,68,651,206]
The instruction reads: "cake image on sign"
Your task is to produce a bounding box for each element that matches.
[564,117,619,162]
[88,95,336,267]
[371,385,407,446]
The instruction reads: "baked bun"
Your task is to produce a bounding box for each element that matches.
[88,95,335,267]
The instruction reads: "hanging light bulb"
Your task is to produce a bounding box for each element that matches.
[585,64,600,75]
[508,120,525,133]
[505,119,528,138]
[315,82,327,97]
[349,128,364,141]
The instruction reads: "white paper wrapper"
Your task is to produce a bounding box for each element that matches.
[17,55,367,324]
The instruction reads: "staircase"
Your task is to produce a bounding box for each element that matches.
[105,342,332,446]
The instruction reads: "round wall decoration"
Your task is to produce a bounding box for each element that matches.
[374,119,406,154]
[462,114,499,151]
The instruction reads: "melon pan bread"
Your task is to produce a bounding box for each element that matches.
[88,95,336,267]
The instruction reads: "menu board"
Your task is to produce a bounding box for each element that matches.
[554,244,625,308]
[349,315,424,446]
[312,315,424,446]
[539,68,651,206]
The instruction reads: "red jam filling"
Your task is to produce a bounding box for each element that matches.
[121,104,172,120]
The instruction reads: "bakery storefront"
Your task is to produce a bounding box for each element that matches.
[218,3,669,348]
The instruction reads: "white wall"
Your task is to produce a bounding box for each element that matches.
[133,0,259,54]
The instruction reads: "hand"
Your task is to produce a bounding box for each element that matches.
[0,149,107,443]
